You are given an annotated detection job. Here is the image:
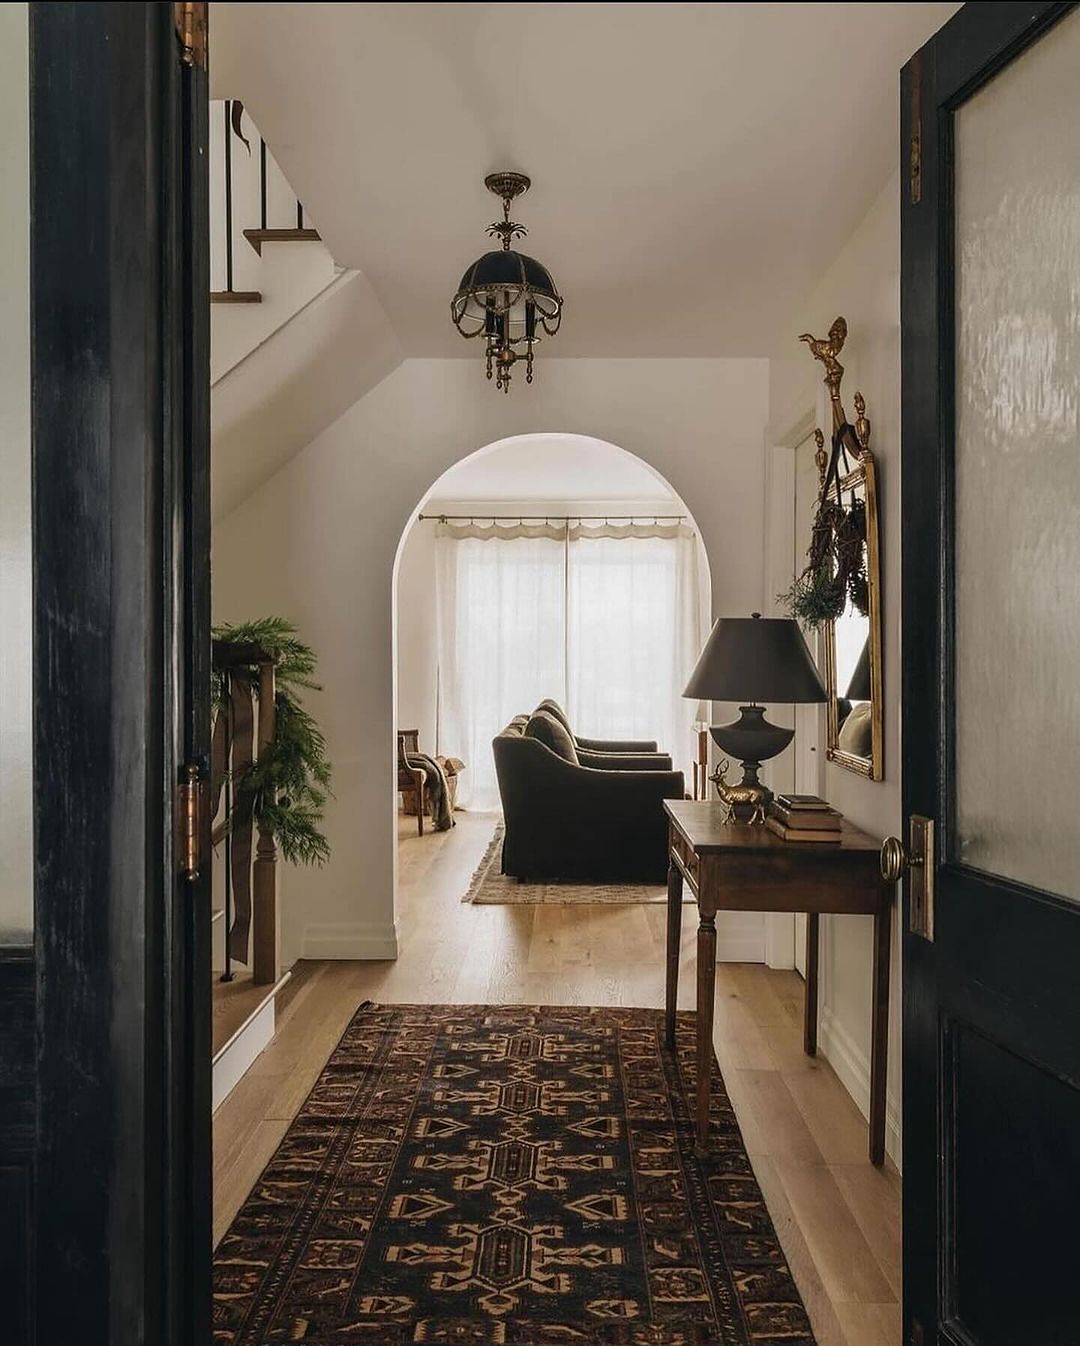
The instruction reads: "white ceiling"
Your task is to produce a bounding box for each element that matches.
[212,2,958,358]
[426,433,679,504]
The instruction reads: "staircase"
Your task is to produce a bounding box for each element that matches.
[211,100,339,378]
[211,100,402,520]
[207,106,401,1101]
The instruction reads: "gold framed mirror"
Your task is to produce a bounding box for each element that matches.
[792,317,884,780]
[822,444,883,779]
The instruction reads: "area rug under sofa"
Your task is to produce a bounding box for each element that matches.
[463,822,667,905]
[213,1001,817,1345]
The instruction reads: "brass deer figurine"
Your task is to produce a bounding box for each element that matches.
[711,758,768,825]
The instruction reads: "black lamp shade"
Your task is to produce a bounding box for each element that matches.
[845,637,872,700]
[455,249,560,302]
[683,614,826,705]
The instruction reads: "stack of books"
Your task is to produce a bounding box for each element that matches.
[766,793,843,843]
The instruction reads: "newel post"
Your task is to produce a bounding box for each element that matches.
[252,658,279,985]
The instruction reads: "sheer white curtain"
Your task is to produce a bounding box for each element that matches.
[436,519,704,809]
[567,523,702,778]
[435,524,566,809]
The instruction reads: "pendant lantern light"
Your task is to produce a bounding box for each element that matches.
[450,171,563,393]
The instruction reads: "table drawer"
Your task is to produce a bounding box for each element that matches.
[670,828,699,886]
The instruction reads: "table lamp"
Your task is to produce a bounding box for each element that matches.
[683,612,826,808]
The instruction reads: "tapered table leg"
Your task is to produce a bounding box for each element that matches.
[696,912,717,1149]
[665,858,683,1049]
[869,901,891,1166]
[804,912,820,1057]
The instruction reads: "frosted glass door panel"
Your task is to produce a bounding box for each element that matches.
[954,7,1080,902]
[0,4,31,945]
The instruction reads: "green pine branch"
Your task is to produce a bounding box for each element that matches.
[213,617,332,867]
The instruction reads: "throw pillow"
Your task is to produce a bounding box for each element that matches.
[536,698,573,732]
[525,710,579,764]
[838,700,873,757]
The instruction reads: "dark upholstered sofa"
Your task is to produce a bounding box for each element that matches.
[492,713,684,884]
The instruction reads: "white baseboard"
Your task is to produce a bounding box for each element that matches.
[819,1003,902,1169]
[300,919,400,960]
[212,996,275,1112]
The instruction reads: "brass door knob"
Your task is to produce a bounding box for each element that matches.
[880,835,908,884]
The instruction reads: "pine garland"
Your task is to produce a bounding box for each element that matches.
[212,617,332,867]
[778,566,847,629]
[778,432,869,631]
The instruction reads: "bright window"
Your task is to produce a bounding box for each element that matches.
[436,521,704,809]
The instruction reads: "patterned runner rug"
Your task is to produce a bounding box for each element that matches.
[463,823,667,904]
[214,1002,817,1345]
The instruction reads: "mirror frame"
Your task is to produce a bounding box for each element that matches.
[823,446,884,779]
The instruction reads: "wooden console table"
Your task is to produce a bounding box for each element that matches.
[663,799,892,1165]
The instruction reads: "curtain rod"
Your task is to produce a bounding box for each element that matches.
[418,513,687,522]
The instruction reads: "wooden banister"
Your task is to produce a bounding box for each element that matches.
[212,641,279,985]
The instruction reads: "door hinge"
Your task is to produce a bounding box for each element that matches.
[178,764,204,881]
[175,2,208,69]
[909,53,922,204]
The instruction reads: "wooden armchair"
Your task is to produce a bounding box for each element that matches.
[397,729,426,836]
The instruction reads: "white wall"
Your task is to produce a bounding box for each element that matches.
[0,4,31,945]
[394,519,439,753]
[213,356,769,966]
[767,173,903,1164]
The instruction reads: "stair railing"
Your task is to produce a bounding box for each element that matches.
[212,99,318,304]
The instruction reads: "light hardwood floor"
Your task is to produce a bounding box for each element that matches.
[214,810,902,1346]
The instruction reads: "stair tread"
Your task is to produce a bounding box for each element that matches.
[243,227,321,255]
[211,289,263,304]
[211,969,292,1059]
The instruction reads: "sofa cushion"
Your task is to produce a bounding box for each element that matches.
[525,710,579,764]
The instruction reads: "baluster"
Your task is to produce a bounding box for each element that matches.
[260,137,267,230]
[220,669,234,982]
[252,659,279,986]
[223,99,234,293]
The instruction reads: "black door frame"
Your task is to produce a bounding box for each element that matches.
[17,4,1080,1343]
[0,5,210,1342]
[900,3,1077,1342]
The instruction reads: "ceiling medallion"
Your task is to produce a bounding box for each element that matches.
[451,171,563,393]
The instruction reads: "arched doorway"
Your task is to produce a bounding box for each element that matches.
[391,431,712,903]
[211,360,768,969]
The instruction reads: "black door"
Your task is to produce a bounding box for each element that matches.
[0,5,211,1343]
[901,4,1080,1344]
